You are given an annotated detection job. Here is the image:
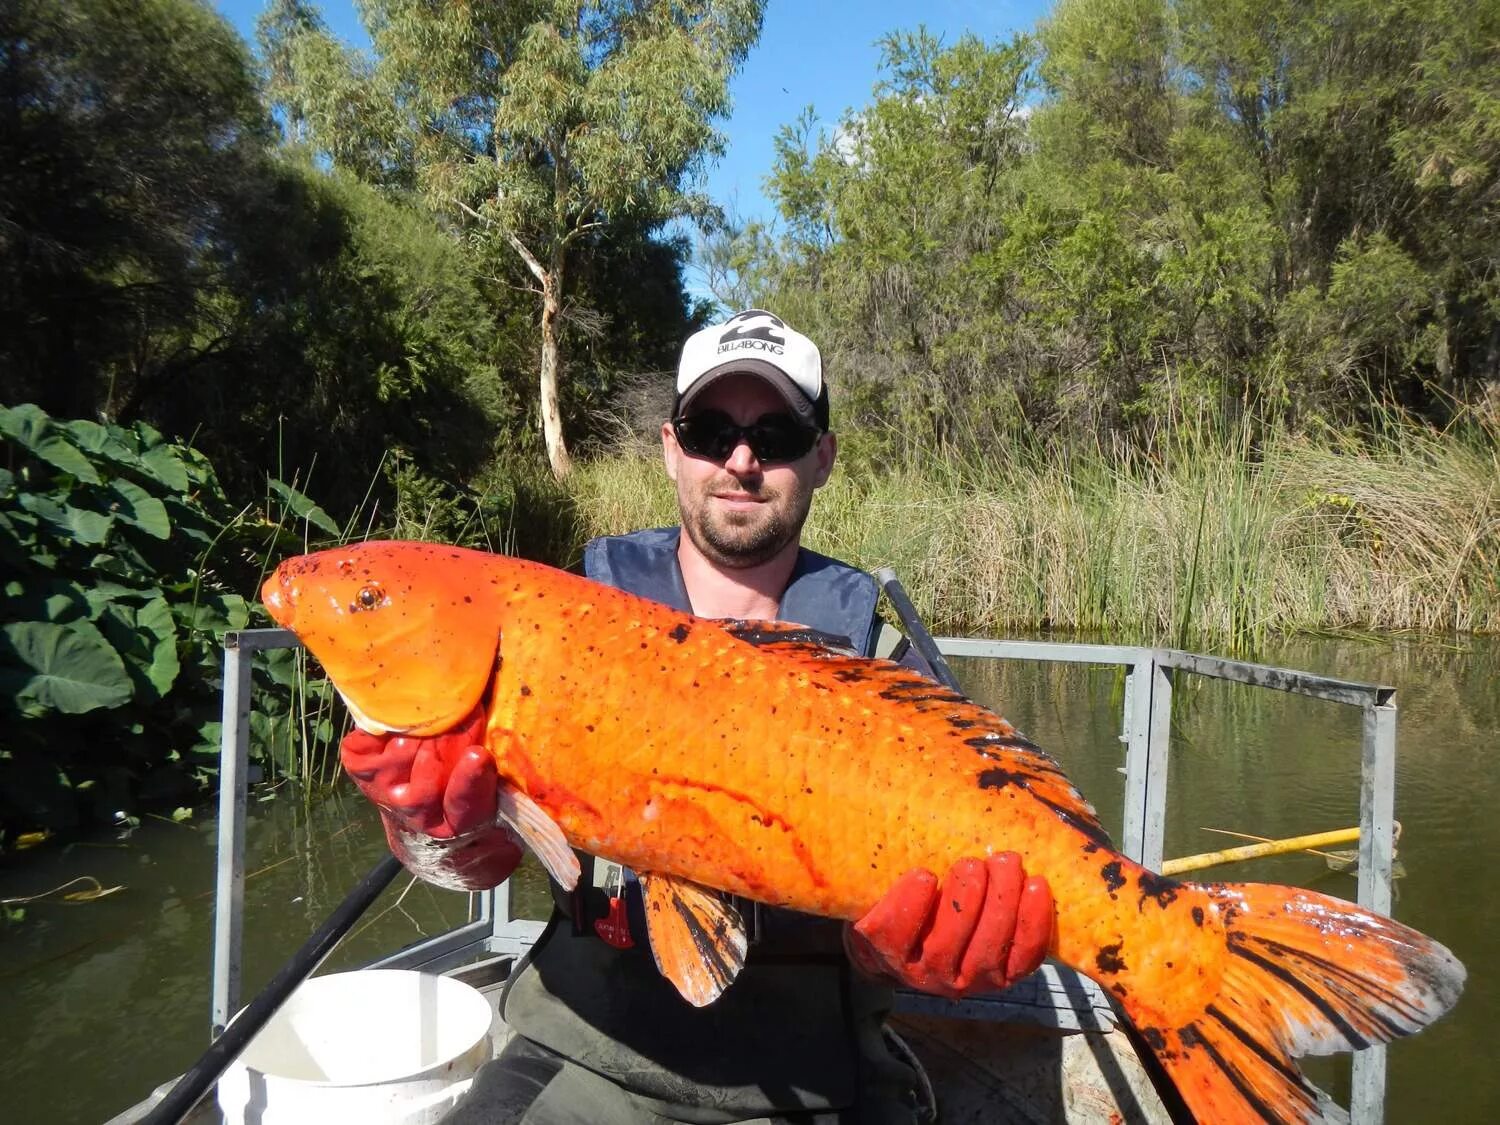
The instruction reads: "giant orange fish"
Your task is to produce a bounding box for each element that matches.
[261,540,1464,1124]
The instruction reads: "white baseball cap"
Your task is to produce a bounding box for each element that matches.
[674,309,829,429]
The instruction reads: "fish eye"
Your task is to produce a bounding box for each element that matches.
[352,583,384,612]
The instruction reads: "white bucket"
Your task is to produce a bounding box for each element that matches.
[217,969,493,1125]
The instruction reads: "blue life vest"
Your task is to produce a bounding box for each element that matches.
[583,527,882,656]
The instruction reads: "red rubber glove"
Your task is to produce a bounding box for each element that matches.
[340,705,523,892]
[846,852,1054,998]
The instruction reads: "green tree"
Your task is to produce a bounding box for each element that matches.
[0,0,532,518]
[745,1,1500,449]
[262,0,764,479]
[759,30,1038,453]
[0,0,268,419]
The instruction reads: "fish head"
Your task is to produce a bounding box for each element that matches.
[261,540,506,737]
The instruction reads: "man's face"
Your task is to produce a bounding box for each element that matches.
[662,376,836,569]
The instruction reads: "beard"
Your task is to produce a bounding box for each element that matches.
[680,478,814,569]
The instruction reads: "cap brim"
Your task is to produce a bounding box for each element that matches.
[675,359,820,428]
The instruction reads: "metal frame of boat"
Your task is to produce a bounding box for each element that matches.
[206,625,1400,1124]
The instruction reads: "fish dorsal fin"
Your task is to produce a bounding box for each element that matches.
[720,619,863,657]
[721,618,1110,846]
[638,871,748,1007]
[496,784,580,891]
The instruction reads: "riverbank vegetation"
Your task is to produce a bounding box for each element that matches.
[572,413,1499,651]
[4,0,1498,837]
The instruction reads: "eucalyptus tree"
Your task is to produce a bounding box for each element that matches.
[262,0,764,478]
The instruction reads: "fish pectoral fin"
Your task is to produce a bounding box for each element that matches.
[638,872,748,1008]
[495,784,580,891]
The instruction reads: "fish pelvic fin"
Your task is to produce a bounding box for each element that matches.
[495,784,580,891]
[1130,882,1464,1124]
[639,872,748,1007]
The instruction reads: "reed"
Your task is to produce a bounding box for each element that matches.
[564,418,1499,653]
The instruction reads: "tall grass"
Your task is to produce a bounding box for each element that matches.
[565,418,1499,654]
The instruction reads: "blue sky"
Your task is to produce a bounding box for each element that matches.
[213,0,1051,230]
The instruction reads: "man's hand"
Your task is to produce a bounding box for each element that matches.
[340,708,523,891]
[846,853,1054,998]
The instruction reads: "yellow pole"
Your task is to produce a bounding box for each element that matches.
[1197,825,1347,862]
[1160,827,1361,877]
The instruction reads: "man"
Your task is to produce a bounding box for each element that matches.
[341,310,1054,1123]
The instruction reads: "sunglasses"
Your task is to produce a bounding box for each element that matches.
[672,410,822,465]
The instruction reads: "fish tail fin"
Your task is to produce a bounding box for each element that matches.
[1125,882,1464,1124]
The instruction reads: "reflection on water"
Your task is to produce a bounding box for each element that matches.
[0,636,1492,1123]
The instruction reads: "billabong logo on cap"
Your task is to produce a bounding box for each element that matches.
[718,311,786,355]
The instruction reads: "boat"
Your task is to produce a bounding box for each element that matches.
[108,582,1404,1124]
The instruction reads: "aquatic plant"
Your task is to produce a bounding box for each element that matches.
[0,404,339,842]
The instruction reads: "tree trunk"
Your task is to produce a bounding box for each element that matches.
[539,269,572,480]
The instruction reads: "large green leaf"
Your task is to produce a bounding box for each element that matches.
[0,404,102,485]
[60,417,141,469]
[140,445,192,492]
[18,493,113,545]
[0,403,48,448]
[109,479,171,539]
[0,621,134,715]
[135,596,181,696]
[81,581,164,616]
[4,579,91,624]
[96,597,180,702]
[177,593,250,635]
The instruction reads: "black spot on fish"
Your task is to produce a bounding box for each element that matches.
[1100,861,1126,895]
[833,667,864,682]
[1191,906,1205,927]
[948,716,979,729]
[1136,870,1180,911]
[977,767,1024,791]
[669,623,691,643]
[520,685,532,697]
[1140,1027,1167,1052]
[1096,942,1127,974]
[1111,983,1128,998]
[878,679,965,706]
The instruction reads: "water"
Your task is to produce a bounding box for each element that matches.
[0,636,1493,1123]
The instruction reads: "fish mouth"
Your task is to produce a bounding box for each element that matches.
[261,580,292,628]
[340,689,397,736]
